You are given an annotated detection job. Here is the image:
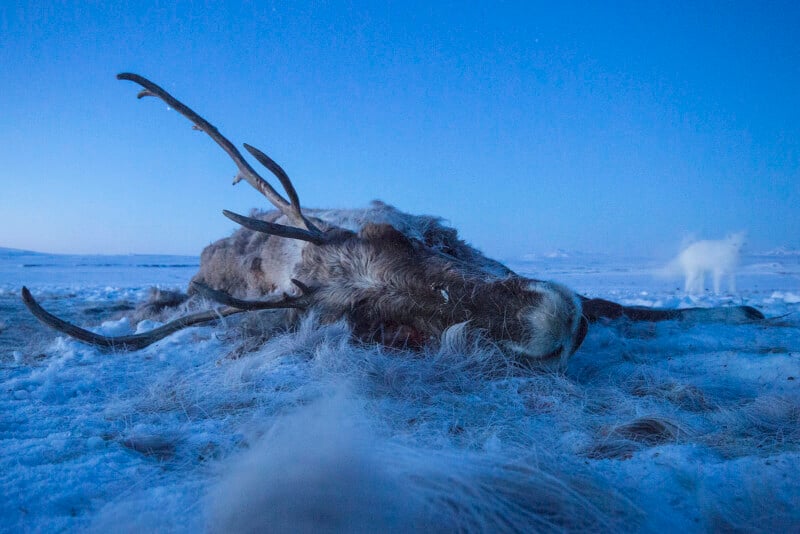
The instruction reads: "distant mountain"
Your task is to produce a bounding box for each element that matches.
[0,247,45,256]
[759,247,800,257]
[0,247,199,260]
[518,249,610,261]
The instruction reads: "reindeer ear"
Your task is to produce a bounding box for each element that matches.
[359,223,414,249]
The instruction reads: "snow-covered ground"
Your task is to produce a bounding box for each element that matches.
[1,248,798,532]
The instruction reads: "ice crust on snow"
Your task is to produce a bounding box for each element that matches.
[1,250,798,532]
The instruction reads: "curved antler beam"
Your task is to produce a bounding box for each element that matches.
[21,287,244,351]
[116,73,324,240]
[191,280,314,310]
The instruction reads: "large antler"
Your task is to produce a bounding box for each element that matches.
[21,282,314,351]
[21,287,243,350]
[191,280,314,310]
[20,73,328,351]
[116,73,327,245]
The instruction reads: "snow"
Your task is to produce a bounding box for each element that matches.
[1,250,798,532]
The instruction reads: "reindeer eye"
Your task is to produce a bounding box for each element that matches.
[429,283,450,303]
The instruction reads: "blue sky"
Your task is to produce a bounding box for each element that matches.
[1,1,798,260]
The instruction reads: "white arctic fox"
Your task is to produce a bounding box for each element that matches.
[669,232,746,295]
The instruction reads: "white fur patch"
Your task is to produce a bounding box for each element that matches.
[515,281,583,362]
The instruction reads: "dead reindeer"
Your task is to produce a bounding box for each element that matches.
[20,74,764,364]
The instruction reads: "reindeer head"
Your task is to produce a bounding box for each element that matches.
[288,222,587,361]
[21,74,587,364]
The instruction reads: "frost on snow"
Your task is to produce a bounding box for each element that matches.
[1,250,798,532]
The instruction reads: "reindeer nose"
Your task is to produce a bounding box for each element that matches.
[512,280,586,362]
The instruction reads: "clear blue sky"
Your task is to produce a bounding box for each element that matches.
[1,1,798,260]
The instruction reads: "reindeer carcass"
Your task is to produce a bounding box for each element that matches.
[21,74,763,365]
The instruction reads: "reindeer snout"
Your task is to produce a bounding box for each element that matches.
[510,281,586,364]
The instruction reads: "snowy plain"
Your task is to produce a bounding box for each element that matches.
[1,247,798,532]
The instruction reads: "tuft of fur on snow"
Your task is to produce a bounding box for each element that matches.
[198,318,637,532]
[204,393,630,534]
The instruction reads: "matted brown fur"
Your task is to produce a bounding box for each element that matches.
[190,203,585,357]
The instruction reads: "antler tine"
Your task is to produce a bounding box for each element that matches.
[242,144,299,206]
[116,73,320,236]
[244,145,304,218]
[191,280,314,310]
[243,143,322,235]
[21,287,245,351]
[222,210,326,245]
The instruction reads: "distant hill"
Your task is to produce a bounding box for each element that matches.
[0,247,199,260]
[760,247,800,257]
[0,247,45,256]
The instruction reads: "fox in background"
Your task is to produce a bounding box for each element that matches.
[664,232,746,295]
